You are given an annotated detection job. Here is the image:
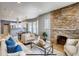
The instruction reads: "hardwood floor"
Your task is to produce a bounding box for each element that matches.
[53,43,64,53]
[51,39,64,53]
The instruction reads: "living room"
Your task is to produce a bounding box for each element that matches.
[0,2,79,56]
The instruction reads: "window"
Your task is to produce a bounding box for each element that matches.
[28,20,38,34]
[28,22,32,32]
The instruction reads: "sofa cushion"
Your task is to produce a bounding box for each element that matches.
[5,37,17,53]
[65,45,77,55]
[74,41,79,55]
[7,45,22,53]
[15,45,22,52]
[6,37,22,53]
[76,41,79,47]
[66,39,78,46]
[7,45,16,53]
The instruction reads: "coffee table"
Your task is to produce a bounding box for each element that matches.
[24,40,56,55]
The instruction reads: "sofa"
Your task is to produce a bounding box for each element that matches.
[20,33,35,43]
[0,35,32,56]
[64,39,79,56]
[21,33,45,47]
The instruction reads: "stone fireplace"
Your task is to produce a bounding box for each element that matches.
[50,3,79,43]
[57,35,67,45]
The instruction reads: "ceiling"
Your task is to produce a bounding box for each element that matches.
[0,2,76,21]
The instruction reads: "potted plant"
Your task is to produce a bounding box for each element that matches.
[42,32,48,42]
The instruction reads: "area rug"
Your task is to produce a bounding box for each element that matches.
[25,45,65,56]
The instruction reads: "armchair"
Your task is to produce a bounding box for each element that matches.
[64,39,79,56]
[0,35,32,56]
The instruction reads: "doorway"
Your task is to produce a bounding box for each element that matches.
[2,24,10,34]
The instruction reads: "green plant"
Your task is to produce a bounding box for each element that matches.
[42,32,48,37]
[42,32,48,41]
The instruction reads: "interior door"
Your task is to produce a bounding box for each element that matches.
[3,24,10,34]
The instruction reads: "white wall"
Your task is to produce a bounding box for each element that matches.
[37,13,51,40]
